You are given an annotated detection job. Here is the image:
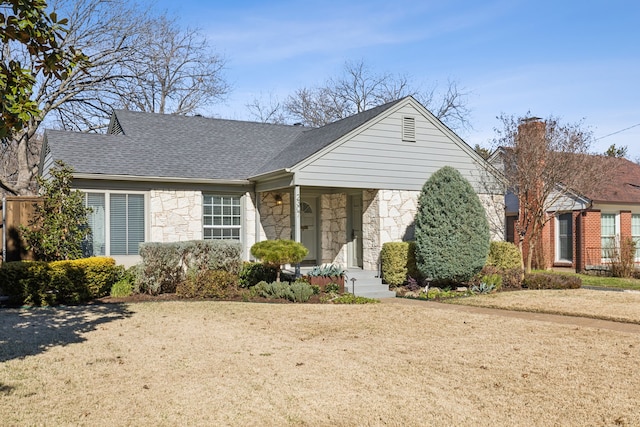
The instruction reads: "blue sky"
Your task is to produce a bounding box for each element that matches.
[155,0,639,157]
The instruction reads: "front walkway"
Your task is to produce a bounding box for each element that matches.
[382,298,640,334]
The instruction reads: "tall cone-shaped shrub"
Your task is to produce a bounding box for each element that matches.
[415,166,490,284]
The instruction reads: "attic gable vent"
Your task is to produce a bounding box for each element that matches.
[109,117,123,135]
[402,116,416,142]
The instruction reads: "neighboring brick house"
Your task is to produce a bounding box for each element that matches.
[505,156,640,272]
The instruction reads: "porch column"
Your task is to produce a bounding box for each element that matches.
[293,185,301,277]
[293,185,301,242]
[254,190,261,243]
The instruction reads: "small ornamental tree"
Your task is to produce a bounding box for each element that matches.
[415,166,490,284]
[22,160,91,261]
[250,239,308,282]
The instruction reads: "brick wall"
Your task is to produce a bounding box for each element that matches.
[578,210,601,271]
[516,208,640,272]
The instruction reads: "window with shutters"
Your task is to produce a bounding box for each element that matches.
[203,194,241,240]
[402,116,416,142]
[84,191,146,256]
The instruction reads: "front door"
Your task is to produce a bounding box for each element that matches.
[348,195,363,268]
[300,198,317,262]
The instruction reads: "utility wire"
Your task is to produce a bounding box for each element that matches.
[595,123,640,141]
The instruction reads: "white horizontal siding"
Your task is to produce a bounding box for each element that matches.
[294,103,491,192]
[41,151,55,180]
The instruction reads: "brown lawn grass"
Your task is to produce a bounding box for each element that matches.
[1,299,639,426]
[448,288,640,324]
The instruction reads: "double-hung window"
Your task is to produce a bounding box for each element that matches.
[203,195,241,240]
[83,192,146,256]
[632,214,640,259]
[601,213,617,259]
[556,213,573,262]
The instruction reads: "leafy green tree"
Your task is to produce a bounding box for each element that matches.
[414,166,490,284]
[22,160,91,260]
[0,0,86,140]
[250,239,308,282]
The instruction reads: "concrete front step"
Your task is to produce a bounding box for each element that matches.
[295,267,396,299]
[343,270,396,299]
[350,287,397,299]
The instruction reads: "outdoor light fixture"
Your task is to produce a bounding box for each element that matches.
[274,194,283,205]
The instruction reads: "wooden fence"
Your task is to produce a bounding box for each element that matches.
[1,196,40,262]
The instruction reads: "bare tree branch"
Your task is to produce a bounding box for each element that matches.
[1,0,228,195]
[246,93,288,124]
[494,114,611,272]
[281,59,470,129]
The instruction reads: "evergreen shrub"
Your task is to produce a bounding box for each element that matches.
[414,166,490,284]
[138,240,242,295]
[239,262,278,287]
[380,241,420,286]
[0,257,122,305]
[250,240,308,282]
[486,241,522,270]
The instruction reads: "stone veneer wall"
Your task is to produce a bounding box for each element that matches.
[379,190,420,243]
[360,189,420,271]
[320,193,347,265]
[150,189,203,242]
[362,190,380,270]
[361,190,505,271]
[258,191,291,241]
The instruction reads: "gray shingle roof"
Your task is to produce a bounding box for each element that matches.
[45,98,406,181]
[251,98,404,177]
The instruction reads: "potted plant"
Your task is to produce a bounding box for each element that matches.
[305,264,346,293]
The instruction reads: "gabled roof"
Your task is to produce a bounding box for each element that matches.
[490,147,640,205]
[582,156,640,204]
[251,98,404,176]
[44,98,407,182]
[45,111,305,181]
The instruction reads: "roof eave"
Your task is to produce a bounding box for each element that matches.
[590,199,640,205]
[247,168,292,182]
[72,173,251,185]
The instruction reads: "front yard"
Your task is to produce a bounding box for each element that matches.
[1,294,639,426]
[448,288,640,324]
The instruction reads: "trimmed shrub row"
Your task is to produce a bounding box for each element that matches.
[252,280,316,302]
[0,257,122,306]
[382,241,523,288]
[522,273,582,290]
[176,269,239,299]
[137,240,242,295]
[473,265,523,290]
